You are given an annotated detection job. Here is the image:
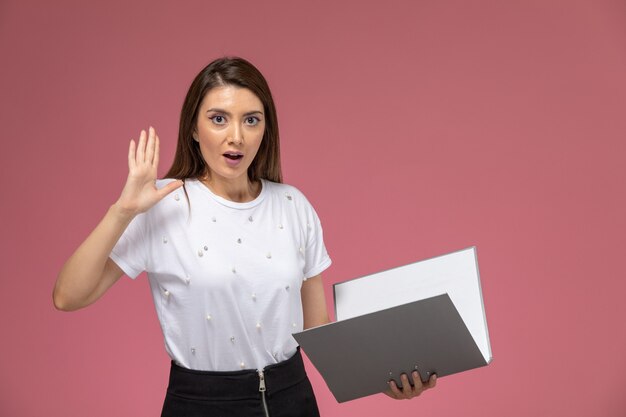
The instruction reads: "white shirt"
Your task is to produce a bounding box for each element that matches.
[110,178,332,371]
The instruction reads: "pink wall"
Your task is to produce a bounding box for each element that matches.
[1,0,625,415]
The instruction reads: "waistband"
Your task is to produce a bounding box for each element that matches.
[166,347,307,401]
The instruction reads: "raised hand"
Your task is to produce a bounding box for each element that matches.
[115,127,183,216]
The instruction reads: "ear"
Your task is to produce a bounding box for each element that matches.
[192,131,199,142]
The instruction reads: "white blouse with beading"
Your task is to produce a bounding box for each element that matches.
[110,178,332,371]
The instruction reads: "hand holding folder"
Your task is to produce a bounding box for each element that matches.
[293,247,492,403]
[384,369,437,400]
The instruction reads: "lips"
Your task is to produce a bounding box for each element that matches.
[223,151,243,160]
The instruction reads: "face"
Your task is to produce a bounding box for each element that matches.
[193,85,265,184]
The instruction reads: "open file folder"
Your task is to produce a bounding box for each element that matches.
[292,247,492,403]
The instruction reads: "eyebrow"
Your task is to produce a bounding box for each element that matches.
[206,108,264,117]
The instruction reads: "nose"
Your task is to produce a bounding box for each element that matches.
[228,124,243,145]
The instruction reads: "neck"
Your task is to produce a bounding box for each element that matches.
[201,175,261,203]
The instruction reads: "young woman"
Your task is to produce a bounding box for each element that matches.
[53,57,435,416]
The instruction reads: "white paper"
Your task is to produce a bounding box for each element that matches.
[334,247,492,363]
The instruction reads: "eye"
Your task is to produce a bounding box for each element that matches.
[210,115,226,125]
[245,116,260,126]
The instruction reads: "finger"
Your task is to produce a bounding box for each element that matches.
[427,373,437,389]
[137,129,147,163]
[411,371,425,392]
[400,373,414,397]
[128,139,137,170]
[388,380,402,399]
[152,134,160,168]
[157,180,184,200]
[145,126,156,164]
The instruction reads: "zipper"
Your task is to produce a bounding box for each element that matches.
[258,369,270,417]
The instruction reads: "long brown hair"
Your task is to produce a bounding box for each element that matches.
[165,57,282,183]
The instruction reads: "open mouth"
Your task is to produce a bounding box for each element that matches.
[224,153,244,160]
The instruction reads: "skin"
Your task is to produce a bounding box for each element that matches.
[190,85,331,330]
[52,87,330,325]
[385,371,437,400]
[192,85,265,202]
[53,85,434,400]
[53,128,183,311]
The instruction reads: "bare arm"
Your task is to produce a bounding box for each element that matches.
[301,274,330,329]
[53,206,132,311]
[53,127,182,311]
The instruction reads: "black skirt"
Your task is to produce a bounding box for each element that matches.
[161,348,320,417]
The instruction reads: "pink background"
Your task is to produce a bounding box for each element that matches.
[1,0,625,415]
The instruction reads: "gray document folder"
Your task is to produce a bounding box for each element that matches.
[293,247,492,403]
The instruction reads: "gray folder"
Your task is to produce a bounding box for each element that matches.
[293,247,492,403]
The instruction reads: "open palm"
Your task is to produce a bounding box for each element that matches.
[116,127,182,215]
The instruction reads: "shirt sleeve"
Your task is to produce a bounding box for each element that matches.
[109,212,149,279]
[301,196,332,280]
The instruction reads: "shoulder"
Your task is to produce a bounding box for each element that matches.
[262,179,323,222]
[263,179,312,205]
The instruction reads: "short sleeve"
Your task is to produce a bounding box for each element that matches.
[110,212,149,279]
[302,199,332,280]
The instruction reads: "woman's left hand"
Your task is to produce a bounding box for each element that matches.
[384,371,437,400]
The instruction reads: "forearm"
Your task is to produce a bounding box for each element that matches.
[54,128,182,311]
[53,203,134,310]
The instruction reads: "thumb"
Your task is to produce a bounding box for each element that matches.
[157,180,184,200]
